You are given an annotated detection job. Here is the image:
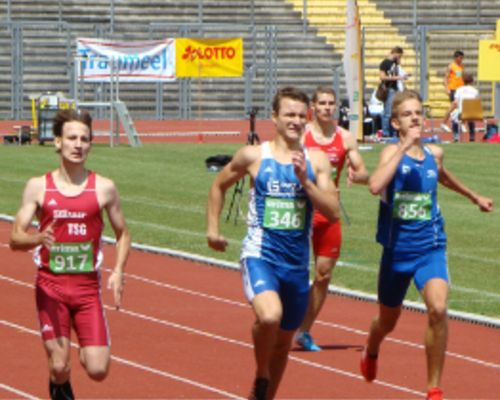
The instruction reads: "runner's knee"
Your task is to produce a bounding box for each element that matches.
[85,362,109,382]
[378,317,398,334]
[314,259,335,285]
[50,359,70,382]
[427,302,447,326]
[377,308,401,334]
[257,308,282,326]
[314,270,332,286]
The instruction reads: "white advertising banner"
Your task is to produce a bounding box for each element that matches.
[342,0,363,140]
[76,38,176,82]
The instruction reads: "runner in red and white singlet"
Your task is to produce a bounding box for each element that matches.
[37,170,104,272]
[10,109,131,400]
[35,170,108,347]
[296,86,369,352]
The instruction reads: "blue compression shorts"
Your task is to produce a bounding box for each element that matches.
[240,257,309,330]
[378,246,449,307]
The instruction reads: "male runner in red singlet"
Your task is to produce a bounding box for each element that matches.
[10,109,131,400]
[295,86,369,351]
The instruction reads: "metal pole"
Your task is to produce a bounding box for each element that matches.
[361,26,366,97]
[156,82,163,119]
[198,0,203,24]
[251,26,257,71]
[58,0,62,31]
[72,58,79,104]
[251,0,255,27]
[264,26,271,117]
[303,0,308,35]
[412,0,417,30]
[11,24,23,119]
[110,0,115,34]
[7,0,11,24]
[333,66,341,120]
[418,27,428,101]
[476,0,480,25]
[244,64,254,115]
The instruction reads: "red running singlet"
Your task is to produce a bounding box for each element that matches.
[303,126,347,189]
[35,171,104,273]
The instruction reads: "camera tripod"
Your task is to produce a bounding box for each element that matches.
[225,107,260,224]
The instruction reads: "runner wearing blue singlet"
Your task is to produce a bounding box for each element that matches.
[360,90,493,400]
[207,87,340,400]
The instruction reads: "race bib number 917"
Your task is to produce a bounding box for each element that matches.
[49,242,94,274]
[263,198,306,230]
[393,191,432,221]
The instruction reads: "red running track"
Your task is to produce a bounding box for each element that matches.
[1,221,499,399]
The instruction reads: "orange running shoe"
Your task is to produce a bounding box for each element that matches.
[360,348,378,382]
[426,387,443,400]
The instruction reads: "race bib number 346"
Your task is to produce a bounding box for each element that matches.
[263,198,306,230]
[393,191,432,221]
[49,242,94,274]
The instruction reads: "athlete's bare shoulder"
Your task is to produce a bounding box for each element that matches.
[23,174,46,201]
[95,173,116,191]
[240,143,261,161]
[307,148,330,170]
[425,143,443,158]
[230,143,261,170]
[338,126,357,149]
[425,143,444,167]
[95,173,119,206]
[25,174,46,191]
[378,143,401,162]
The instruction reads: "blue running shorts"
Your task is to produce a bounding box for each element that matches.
[378,246,449,307]
[240,257,309,330]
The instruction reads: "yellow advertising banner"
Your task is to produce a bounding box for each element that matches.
[176,38,243,78]
[478,40,500,81]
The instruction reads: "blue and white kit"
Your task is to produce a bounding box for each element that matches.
[240,141,315,329]
[376,146,449,307]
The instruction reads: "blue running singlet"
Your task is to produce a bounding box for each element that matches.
[241,141,316,270]
[376,146,447,252]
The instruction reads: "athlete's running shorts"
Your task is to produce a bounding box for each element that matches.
[312,215,342,259]
[36,268,110,347]
[240,257,309,330]
[378,246,449,307]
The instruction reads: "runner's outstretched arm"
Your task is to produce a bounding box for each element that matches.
[207,146,258,252]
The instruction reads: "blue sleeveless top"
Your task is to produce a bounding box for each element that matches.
[376,146,447,251]
[241,141,315,269]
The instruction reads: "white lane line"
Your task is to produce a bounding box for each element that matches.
[0,275,424,397]
[122,196,206,214]
[2,213,500,315]
[104,270,500,371]
[2,272,500,372]
[102,267,248,308]
[0,383,39,400]
[0,320,245,400]
[126,219,242,245]
[103,305,424,397]
[316,320,500,370]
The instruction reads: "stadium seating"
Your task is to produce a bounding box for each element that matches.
[0,0,339,120]
[1,0,499,120]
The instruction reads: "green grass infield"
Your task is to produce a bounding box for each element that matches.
[1,141,498,319]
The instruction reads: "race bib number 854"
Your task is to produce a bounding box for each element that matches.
[49,242,94,274]
[393,191,432,221]
[263,198,306,230]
